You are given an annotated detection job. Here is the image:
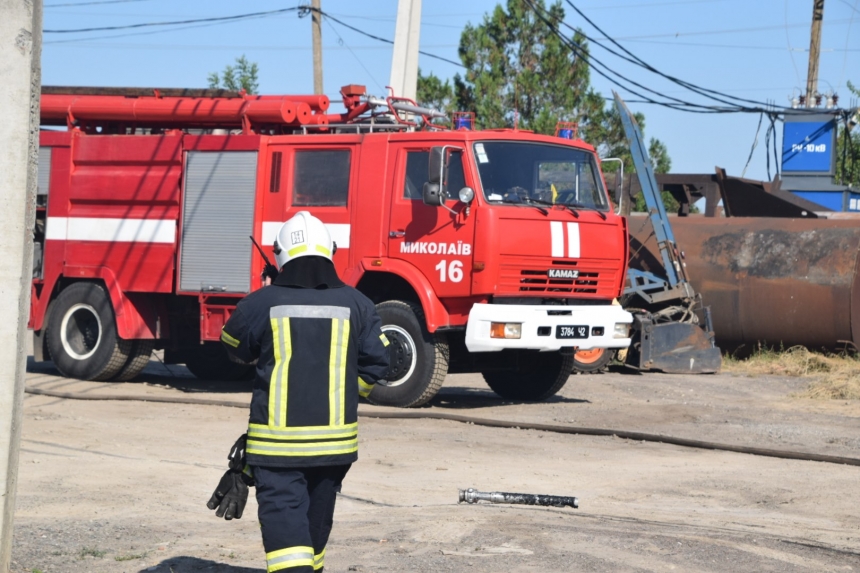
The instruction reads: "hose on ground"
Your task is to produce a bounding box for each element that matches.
[24,386,860,467]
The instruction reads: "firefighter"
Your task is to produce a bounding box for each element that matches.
[207,211,390,572]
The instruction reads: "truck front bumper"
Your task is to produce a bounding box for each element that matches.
[464,303,633,352]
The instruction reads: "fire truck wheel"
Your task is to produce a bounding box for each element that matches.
[115,340,155,381]
[45,282,132,381]
[482,350,574,401]
[369,301,449,408]
[572,347,614,374]
[183,342,255,381]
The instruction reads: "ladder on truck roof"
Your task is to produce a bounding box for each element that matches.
[39,84,448,135]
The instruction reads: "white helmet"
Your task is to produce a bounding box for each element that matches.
[273,211,334,269]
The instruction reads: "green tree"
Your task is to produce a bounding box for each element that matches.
[416,69,455,114]
[416,0,672,211]
[835,80,859,187]
[207,55,259,94]
[416,69,456,126]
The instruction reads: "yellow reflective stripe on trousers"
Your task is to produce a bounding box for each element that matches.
[269,317,292,427]
[313,548,325,570]
[266,546,314,572]
[380,333,390,347]
[358,377,373,398]
[247,437,358,457]
[329,317,349,427]
[220,329,240,348]
[248,422,357,440]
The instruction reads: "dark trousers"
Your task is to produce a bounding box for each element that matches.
[253,464,351,573]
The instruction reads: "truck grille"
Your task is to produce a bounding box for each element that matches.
[498,259,618,297]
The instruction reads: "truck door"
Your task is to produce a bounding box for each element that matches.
[263,143,355,274]
[388,145,476,297]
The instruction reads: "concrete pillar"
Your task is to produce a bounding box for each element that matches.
[389,0,422,101]
[0,1,42,569]
[311,0,323,95]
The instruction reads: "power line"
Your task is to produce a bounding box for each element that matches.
[310,7,464,68]
[527,0,828,116]
[741,112,764,178]
[45,0,152,6]
[619,39,858,52]
[839,0,860,89]
[556,1,820,113]
[784,0,802,86]
[840,0,860,14]
[524,0,736,113]
[598,17,855,41]
[44,6,302,33]
[322,18,385,93]
[540,1,754,110]
[46,42,458,52]
[324,12,464,29]
[43,4,464,68]
[44,18,275,44]
[582,0,730,9]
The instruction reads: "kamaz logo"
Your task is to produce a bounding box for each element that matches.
[548,269,579,279]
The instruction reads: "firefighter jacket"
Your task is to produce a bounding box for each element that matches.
[220,266,389,468]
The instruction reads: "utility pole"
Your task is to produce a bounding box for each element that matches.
[805,0,824,107]
[311,0,323,95]
[0,0,42,569]
[390,0,422,101]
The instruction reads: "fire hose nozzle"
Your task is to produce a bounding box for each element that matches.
[458,488,578,509]
[366,96,448,120]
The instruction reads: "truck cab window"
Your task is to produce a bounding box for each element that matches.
[403,150,466,200]
[474,142,608,210]
[293,149,351,206]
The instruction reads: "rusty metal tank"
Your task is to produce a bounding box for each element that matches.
[627,214,860,351]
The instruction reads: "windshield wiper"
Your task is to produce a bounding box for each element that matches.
[568,202,608,220]
[560,204,580,218]
[522,196,592,219]
[502,196,548,215]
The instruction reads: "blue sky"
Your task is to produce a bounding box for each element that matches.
[42,0,859,181]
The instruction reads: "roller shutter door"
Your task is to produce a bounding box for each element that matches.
[180,151,258,293]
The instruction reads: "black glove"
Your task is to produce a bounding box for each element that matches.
[262,263,278,283]
[206,434,255,520]
[207,470,248,520]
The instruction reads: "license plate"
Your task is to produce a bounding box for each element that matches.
[556,325,589,339]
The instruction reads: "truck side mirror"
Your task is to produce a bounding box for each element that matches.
[423,147,447,206]
[422,182,445,206]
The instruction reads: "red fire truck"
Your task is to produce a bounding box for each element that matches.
[30,85,632,407]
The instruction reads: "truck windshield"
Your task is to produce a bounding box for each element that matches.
[473,142,609,211]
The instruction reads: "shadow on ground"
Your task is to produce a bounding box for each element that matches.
[426,386,591,409]
[27,356,257,395]
[137,557,264,572]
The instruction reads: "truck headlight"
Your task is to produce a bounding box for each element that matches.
[613,323,630,338]
[490,322,522,339]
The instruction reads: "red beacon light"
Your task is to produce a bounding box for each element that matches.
[453,111,475,130]
[555,121,578,139]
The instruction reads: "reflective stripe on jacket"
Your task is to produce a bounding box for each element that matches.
[221,283,389,468]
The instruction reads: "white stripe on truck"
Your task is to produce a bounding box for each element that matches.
[550,221,564,258]
[46,217,176,243]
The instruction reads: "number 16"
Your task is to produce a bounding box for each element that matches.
[435,260,464,283]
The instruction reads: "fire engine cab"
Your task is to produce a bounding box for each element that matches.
[30,84,632,407]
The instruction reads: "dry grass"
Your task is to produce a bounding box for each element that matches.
[722,345,860,400]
